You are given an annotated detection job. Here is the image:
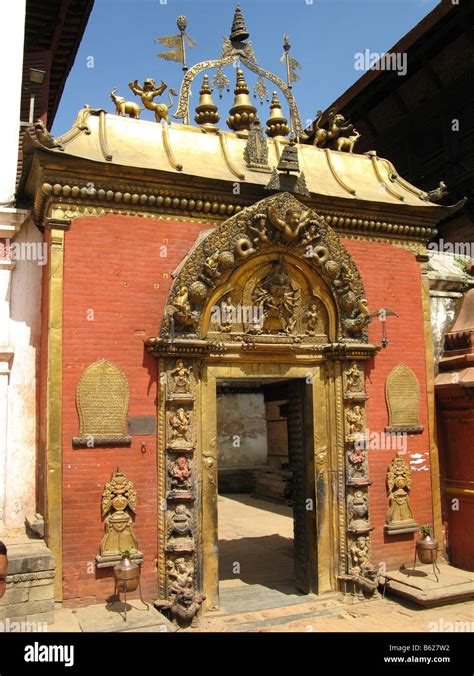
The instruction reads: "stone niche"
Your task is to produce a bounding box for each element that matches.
[0,541,55,625]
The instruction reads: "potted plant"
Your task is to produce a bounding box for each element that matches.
[114,549,140,594]
[416,524,438,565]
[0,541,7,598]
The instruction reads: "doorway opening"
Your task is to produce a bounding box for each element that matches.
[216,377,317,609]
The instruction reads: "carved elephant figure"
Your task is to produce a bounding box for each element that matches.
[110,88,141,119]
[335,129,361,153]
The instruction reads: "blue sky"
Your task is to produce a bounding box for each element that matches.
[52,0,440,135]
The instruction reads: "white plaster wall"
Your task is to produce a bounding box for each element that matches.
[217,392,268,467]
[3,218,43,529]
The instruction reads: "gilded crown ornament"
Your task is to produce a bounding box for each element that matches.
[230,4,249,42]
[266,91,290,138]
[194,75,220,128]
[226,68,257,133]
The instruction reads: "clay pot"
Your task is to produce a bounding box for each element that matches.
[0,542,8,598]
[416,534,438,565]
[114,554,139,593]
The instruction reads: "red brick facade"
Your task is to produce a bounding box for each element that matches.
[59,214,434,604]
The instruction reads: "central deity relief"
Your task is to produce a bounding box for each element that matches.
[251,260,299,334]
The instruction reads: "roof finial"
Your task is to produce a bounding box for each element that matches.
[230,4,249,42]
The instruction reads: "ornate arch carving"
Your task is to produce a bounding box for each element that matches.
[161,192,368,344]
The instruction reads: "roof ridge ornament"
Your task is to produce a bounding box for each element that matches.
[170,7,308,141]
[230,4,250,43]
[265,135,310,196]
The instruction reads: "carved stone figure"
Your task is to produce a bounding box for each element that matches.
[167,557,194,597]
[219,296,236,332]
[347,490,370,532]
[33,120,64,150]
[345,363,364,394]
[268,205,310,242]
[350,536,377,580]
[346,405,364,437]
[347,446,368,484]
[169,408,192,443]
[128,78,178,124]
[252,260,299,334]
[169,286,199,330]
[166,588,205,628]
[335,129,360,153]
[168,456,192,491]
[343,298,370,337]
[110,88,141,119]
[386,456,417,533]
[248,213,269,247]
[167,504,193,542]
[98,470,140,560]
[200,251,222,286]
[304,304,319,335]
[313,108,356,150]
[169,360,193,395]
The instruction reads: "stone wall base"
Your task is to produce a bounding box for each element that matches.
[0,539,55,627]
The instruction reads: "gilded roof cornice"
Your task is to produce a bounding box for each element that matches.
[20,111,463,250]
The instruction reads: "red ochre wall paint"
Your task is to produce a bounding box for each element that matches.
[60,214,432,604]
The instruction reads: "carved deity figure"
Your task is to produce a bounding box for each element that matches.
[350,536,377,579]
[170,287,198,330]
[347,490,369,531]
[220,296,236,333]
[203,252,221,282]
[347,446,368,483]
[386,456,415,525]
[168,456,192,491]
[345,363,363,393]
[346,405,364,436]
[167,504,193,540]
[304,304,319,336]
[128,78,178,124]
[169,360,192,395]
[167,557,194,597]
[252,261,299,334]
[99,470,139,557]
[268,206,311,242]
[169,408,191,443]
[248,213,269,247]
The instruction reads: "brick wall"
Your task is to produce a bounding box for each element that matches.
[61,214,209,606]
[60,215,433,603]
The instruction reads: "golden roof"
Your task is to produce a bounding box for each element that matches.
[40,107,445,209]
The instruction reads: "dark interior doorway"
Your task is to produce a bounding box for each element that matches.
[216,378,317,606]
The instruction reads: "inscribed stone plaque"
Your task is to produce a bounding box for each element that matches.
[385,364,423,434]
[73,359,132,447]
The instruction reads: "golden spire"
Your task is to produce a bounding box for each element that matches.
[230,4,249,42]
[194,75,220,128]
[266,92,290,138]
[226,68,257,133]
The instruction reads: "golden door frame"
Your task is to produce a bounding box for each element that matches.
[148,191,378,610]
[199,359,334,608]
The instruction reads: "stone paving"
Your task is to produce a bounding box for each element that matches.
[44,494,474,632]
